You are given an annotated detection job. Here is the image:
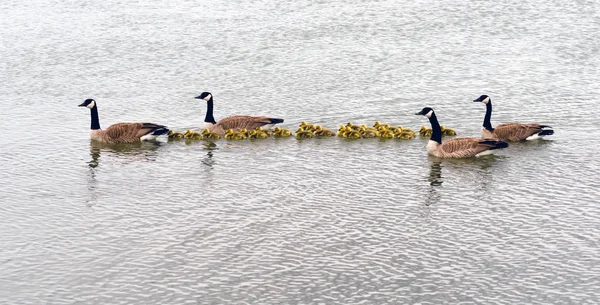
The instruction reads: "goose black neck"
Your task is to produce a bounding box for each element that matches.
[483,100,494,131]
[90,105,101,130]
[205,98,217,124]
[428,112,442,144]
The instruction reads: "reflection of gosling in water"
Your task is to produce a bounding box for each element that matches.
[273,127,292,137]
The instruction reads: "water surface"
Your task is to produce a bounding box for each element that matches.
[1,0,599,304]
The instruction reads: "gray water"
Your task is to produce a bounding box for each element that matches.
[1,0,599,304]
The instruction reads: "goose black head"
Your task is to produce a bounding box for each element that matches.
[415,107,434,118]
[195,92,213,101]
[473,94,490,104]
[78,98,96,109]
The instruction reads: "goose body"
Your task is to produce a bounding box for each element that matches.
[474,95,554,141]
[79,99,169,144]
[416,107,508,158]
[195,92,284,136]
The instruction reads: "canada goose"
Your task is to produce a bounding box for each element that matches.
[78,99,169,144]
[194,92,284,136]
[416,107,509,158]
[473,95,554,141]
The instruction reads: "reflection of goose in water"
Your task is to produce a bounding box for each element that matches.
[85,141,164,207]
[201,142,218,169]
[435,156,502,199]
[423,161,443,207]
[428,161,443,187]
[87,140,163,168]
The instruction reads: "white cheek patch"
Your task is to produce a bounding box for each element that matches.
[87,101,96,109]
[203,94,212,101]
[482,97,490,104]
[425,110,433,118]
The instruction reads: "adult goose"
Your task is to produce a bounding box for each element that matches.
[78,99,169,144]
[416,107,508,158]
[473,95,554,141]
[195,92,284,136]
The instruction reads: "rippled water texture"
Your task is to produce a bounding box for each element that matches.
[1,0,599,304]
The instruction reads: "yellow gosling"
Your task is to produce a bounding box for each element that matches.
[168,130,184,140]
[202,129,221,140]
[296,130,314,139]
[273,127,292,137]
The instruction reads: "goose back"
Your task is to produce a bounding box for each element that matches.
[212,115,282,135]
[486,123,549,141]
[99,123,166,144]
[432,138,506,158]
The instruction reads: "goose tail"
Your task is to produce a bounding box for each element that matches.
[538,128,554,136]
[151,126,170,136]
[269,118,284,124]
[141,126,170,141]
[480,139,509,150]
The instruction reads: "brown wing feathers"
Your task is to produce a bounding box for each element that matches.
[213,116,283,134]
[102,123,167,143]
[438,138,508,158]
[493,123,545,141]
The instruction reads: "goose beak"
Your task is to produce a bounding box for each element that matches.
[472,99,480,102]
[194,95,202,99]
[78,102,87,107]
[415,111,423,115]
